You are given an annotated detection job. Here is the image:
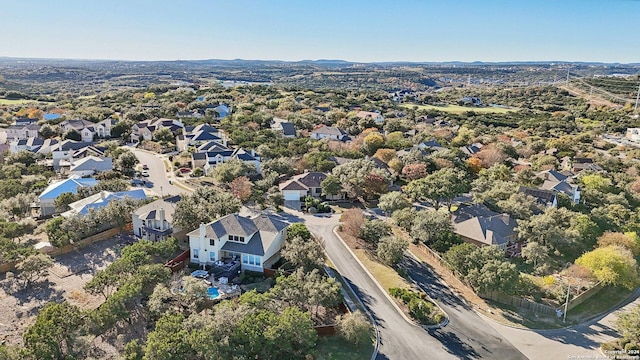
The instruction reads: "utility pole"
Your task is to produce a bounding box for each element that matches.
[635,82,640,112]
[563,284,570,323]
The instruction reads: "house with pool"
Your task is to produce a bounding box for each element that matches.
[188,213,289,273]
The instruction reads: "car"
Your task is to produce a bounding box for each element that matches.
[142,164,149,170]
[141,170,150,177]
[179,167,191,173]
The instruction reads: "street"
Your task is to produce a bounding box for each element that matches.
[128,147,190,196]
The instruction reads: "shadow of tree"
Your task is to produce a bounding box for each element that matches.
[13,279,64,306]
[428,328,481,360]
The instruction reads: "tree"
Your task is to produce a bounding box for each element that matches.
[173,187,241,230]
[212,159,255,184]
[496,192,542,220]
[229,176,252,203]
[262,158,296,177]
[282,236,326,272]
[341,209,365,238]
[63,129,82,141]
[373,148,397,163]
[575,246,639,289]
[153,127,175,144]
[378,191,411,215]
[516,207,577,253]
[615,304,640,343]
[23,302,85,360]
[320,174,342,197]
[411,210,453,246]
[111,120,132,139]
[180,276,209,314]
[363,132,384,154]
[362,172,390,198]
[286,223,311,241]
[144,312,194,360]
[401,163,428,180]
[45,216,71,247]
[377,235,408,265]
[54,192,77,211]
[115,150,139,173]
[521,241,551,274]
[336,310,372,346]
[466,259,520,294]
[391,207,418,231]
[359,219,391,245]
[580,173,611,193]
[17,253,54,286]
[597,232,640,256]
[332,158,390,199]
[405,168,471,211]
[39,124,60,139]
[148,284,176,317]
[301,151,335,172]
[124,339,144,360]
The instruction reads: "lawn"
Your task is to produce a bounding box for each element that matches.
[569,286,634,323]
[315,334,374,360]
[400,103,516,114]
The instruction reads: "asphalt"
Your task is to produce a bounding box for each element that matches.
[128,147,188,196]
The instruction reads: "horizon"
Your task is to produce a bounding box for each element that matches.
[1,1,639,63]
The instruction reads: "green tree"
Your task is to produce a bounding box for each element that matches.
[54,192,77,212]
[153,127,175,144]
[114,150,139,173]
[17,253,54,286]
[411,210,453,245]
[286,223,311,241]
[521,241,551,274]
[377,235,408,265]
[467,259,520,294]
[144,312,194,360]
[359,219,391,245]
[282,236,326,272]
[580,173,611,192]
[212,159,255,183]
[615,304,640,343]
[124,339,144,360]
[63,128,82,141]
[378,191,411,215]
[173,187,241,230]
[23,302,85,360]
[575,246,639,289]
[320,174,342,197]
[405,168,471,211]
[336,310,372,346]
[391,207,418,231]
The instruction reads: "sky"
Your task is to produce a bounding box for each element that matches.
[0,0,638,63]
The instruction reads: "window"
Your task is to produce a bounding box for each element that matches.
[242,254,261,267]
[242,254,248,264]
[230,235,245,243]
[209,239,215,246]
[210,252,215,261]
[193,249,199,259]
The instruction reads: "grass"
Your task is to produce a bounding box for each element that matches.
[0,98,39,105]
[400,103,516,114]
[569,286,634,323]
[315,334,374,360]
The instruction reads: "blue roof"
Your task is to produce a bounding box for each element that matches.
[43,113,62,120]
[38,178,99,200]
[78,189,147,215]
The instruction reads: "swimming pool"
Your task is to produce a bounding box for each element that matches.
[207,287,221,300]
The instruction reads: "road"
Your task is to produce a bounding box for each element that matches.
[128,147,190,196]
[401,255,527,360]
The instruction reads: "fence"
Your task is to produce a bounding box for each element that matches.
[566,282,604,311]
[165,249,190,272]
[0,261,18,274]
[44,226,125,257]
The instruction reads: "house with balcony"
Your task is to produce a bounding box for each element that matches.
[132,195,182,242]
[196,148,261,175]
[188,213,289,273]
[60,119,113,142]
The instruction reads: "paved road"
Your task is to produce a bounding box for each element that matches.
[401,255,527,360]
[275,210,460,360]
[128,147,189,196]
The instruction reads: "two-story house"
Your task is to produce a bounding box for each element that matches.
[279,171,345,201]
[355,111,385,125]
[310,125,350,141]
[132,195,182,242]
[60,119,113,142]
[130,118,184,143]
[188,213,289,273]
[3,123,41,142]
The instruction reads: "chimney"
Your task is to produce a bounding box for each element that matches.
[100,191,106,201]
[199,223,206,240]
[159,208,166,230]
[500,213,510,225]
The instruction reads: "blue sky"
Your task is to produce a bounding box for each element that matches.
[1,0,638,63]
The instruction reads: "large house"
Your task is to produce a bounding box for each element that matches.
[132,195,182,242]
[188,213,289,273]
[198,148,261,175]
[178,123,226,151]
[270,117,296,138]
[310,125,350,141]
[279,172,335,201]
[131,118,184,143]
[3,123,40,142]
[60,119,113,142]
[37,176,99,217]
[62,189,147,218]
[562,157,604,173]
[452,203,521,257]
[69,156,113,177]
[537,169,581,204]
[355,111,385,125]
[50,140,100,170]
[518,187,558,208]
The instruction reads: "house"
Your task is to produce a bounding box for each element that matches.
[537,169,581,204]
[3,123,40,142]
[417,139,445,152]
[50,140,98,170]
[37,176,99,217]
[14,118,39,126]
[452,203,520,256]
[328,155,389,171]
[562,157,604,173]
[461,97,482,106]
[60,119,113,142]
[310,125,350,141]
[10,137,44,153]
[176,110,204,119]
[270,117,296,138]
[355,111,385,125]
[188,213,289,273]
[62,189,147,218]
[626,128,640,142]
[131,118,184,143]
[460,143,484,156]
[202,104,230,119]
[518,187,558,208]
[69,156,113,177]
[179,123,226,151]
[200,148,261,175]
[132,195,182,241]
[279,172,345,201]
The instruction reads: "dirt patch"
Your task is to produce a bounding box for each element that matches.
[0,237,124,346]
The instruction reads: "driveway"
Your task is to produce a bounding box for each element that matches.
[128,147,191,196]
[276,209,461,360]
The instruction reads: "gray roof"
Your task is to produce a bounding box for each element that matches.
[312,126,347,136]
[518,186,556,205]
[134,195,181,223]
[537,169,569,183]
[454,211,517,246]
[281,172,327,191]
[280,122,296,136]
[221,231,266,256]
[452,203,499,223]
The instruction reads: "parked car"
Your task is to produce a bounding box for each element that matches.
[179,167,191,173]
[142,164,149,170]
[141,170,150,177]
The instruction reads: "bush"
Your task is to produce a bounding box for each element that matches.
[388,287,439,324]
[336,311,372,346]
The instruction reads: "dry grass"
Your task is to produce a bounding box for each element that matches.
[400,103,515,114]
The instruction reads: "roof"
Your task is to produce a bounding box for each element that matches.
[133,195,181,223]
[460,143,483,155]
[38,177,99,200]
[70,156,113,172]
[53,140,94,151]
[537,169,569,183]
[61,119,96,131]
[454,212,517,246]
[64,189,147,216]
[452,203,499,223]
[281,172,328,191]
[279,122,296,136]
[312,125,347,136]
[356,111,382,119]
[518,186,557,205]
[541,180,579,197]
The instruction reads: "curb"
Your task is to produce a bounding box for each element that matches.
[332,227,419,327]
[405,250,451,329]
[324,265,381,360]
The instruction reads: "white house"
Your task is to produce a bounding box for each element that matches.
[179,123,226,151]
[60,119,113,142]
[310,125,350,141]
[131,118,184,143]
[132,195,181,241]
[9,137,44,153]
[199,148,261,175]
[356,111,385,125]
[188,213,289,273]
[37,176,99,217]
[3,123,40,142]
[279,172,344,201]
[69,156,113,177]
